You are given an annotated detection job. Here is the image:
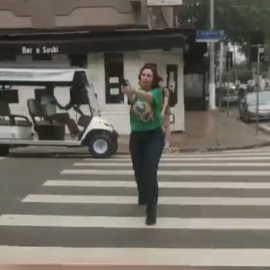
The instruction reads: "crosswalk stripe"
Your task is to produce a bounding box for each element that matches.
[61,169,270,176]
[22,194,270,206]
[43,180,270,189]
[74,162,270,167]
[0,246,269,266]
[83,156,270,161]
[84,150,270,160]
[83,151,270,161]
[6,149,270,267]
[1,214,270,230]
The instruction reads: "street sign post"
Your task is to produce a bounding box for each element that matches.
[226,51,233,117]
[196,30,224,43]
[250,31,265,133]
[255,46,265,133]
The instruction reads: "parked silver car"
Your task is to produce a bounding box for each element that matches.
[239,91,270,123]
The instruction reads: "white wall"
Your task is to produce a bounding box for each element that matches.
[90,50,185,134]
[0,50,185,135]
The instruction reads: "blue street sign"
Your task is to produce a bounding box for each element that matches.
[196,30,224,42]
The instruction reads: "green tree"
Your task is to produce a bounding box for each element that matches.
[180,0,270,56]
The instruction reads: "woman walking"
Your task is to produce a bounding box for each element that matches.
[121,65,164,226]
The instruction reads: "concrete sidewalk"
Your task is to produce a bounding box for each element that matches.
[8,111,270,156]
[118,111,270,153]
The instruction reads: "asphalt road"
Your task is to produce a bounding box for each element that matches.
[1,148,270,269]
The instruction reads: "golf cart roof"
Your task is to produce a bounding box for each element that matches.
[0,67,87,84]
[0,68,85,82]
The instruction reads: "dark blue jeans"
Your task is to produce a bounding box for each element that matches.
[129,128,164,209]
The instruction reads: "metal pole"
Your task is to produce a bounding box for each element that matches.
[226,70,230,116]
[218,42,224,87]
[216,41,223,146]
[256,45,260,133]
[209,0,216,110]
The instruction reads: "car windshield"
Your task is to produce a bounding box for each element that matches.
[246,91,270,104]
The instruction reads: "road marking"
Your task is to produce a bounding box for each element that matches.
[43,180,270,189]
[83,151,270,160]
[0,246,270,266]
[22,194,270,206]
[74,162,270,167]
[83,157,270,162]
[61,169,270,176]
[1,214,270,230]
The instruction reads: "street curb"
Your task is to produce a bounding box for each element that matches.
[259,124,270,135]
[116,141,270,155]
[10,140,270,157]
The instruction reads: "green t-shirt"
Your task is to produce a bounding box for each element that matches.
[130,88,162,132]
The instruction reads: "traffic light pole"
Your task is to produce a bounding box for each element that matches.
[209,0,216,110]
[256,45,261,134]
[216,41,224,146]
[225,50,233,117]
[226,70,230,117]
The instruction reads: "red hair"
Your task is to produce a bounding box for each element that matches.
[138,64,160,89]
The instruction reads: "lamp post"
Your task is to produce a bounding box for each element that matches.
[209,0,216,110]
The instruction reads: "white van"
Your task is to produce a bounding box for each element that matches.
[0,67,118,158]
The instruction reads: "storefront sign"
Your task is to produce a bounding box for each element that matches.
[21,45,59,55]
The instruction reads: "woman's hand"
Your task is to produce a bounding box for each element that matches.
[121,85,133,95]
[159,80,166,89]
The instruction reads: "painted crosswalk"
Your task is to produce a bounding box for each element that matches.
[2,149,270,267]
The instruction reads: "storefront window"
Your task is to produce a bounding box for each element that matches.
[166,64,178,102]
[104,53,124,104]
[68,54,87,68]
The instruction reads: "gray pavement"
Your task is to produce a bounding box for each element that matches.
[2,149,270,268]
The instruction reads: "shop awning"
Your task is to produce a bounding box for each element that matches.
[0,29,185,55]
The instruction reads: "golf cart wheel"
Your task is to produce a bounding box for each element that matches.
[0,145,9,156]
[88,133,114,158]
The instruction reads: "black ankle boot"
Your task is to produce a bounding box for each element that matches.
[146,206,157,225]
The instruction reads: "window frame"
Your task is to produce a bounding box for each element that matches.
[104,53,124,104]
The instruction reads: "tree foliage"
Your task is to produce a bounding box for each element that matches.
[179,0,270,55]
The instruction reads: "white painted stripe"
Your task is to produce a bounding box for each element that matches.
[84,151,270,160]
[118,152,270,157]
[175,152,270,157]
[0,246,270,266]
[22,194,270,206]
[61,169,270,176]
[43,180,270,189]
[83,157,270,161]
[1,214,270,230]
[74,162,270,167]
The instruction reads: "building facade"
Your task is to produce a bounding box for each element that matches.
[0,0,191,134]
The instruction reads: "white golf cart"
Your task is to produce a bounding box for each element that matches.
[0,67,118,158]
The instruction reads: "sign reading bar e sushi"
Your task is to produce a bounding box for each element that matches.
[21,45,59,55]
